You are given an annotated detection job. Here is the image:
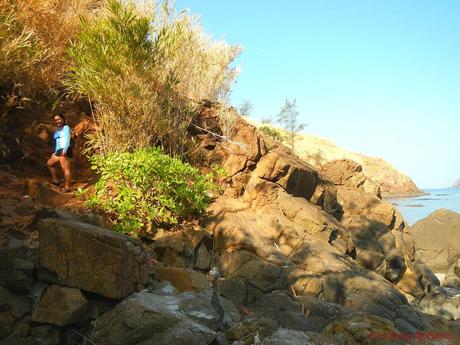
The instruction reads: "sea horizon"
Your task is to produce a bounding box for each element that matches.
[387,188,460,226]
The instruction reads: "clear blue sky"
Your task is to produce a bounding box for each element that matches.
[175,0,460,189]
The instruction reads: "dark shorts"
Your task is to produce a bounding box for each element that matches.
[55,147,73,158]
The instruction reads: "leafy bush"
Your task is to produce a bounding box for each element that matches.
[259,126,284,141]
[67,0,241,155]
[86,147,216,236]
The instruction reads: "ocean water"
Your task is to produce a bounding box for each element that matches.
[386,188,460,226]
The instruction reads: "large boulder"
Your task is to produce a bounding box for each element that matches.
[249,291,351,333]
[221,117,267,177]
[93,284,240,345]
[411,209,460,273]
[32,285,89,326]
[314,185,412,281]
[321,159,381,198]
[244,148,319,204]
[37,218,148,299]
[151,228,212,270]
[205,197,429,332]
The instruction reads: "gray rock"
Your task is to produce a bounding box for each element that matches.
[250,291,351,333]
[261,328,338,345]
[93,285,242,345]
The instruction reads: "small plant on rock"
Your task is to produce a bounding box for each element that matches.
[259,125,284,142]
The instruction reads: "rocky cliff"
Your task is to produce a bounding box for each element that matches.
[0,104,459,345]
[251,121,423,198]
[295,134,424,198]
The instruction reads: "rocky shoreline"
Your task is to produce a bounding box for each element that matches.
[1,105,459,345]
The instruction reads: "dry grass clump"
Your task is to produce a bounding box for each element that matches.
[0,2,47,98]
[13,0,101,93]
[0,0,101,99]
[66,0,242,155]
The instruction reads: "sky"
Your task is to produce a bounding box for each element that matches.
[175,0,460,189]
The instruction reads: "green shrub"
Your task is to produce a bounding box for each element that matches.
[86,147,216,236]
[259,126,284,141]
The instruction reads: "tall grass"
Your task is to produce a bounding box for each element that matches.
[0,0,100,99]
[0,2,47,98]
[66,0,242,155]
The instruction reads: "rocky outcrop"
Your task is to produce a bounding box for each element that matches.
[37,218,148,299]
[189,109,445,331]
[282,131,423,197]
[321,159,381,198]
[0,198,153,343]
[150,227,213,270]
[411,209,460,273]
[244,148,319,202]
[205,191,430,333]
[453,178,460,188]
[2,104,459,344]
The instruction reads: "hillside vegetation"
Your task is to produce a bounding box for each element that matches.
[0,0,240,236]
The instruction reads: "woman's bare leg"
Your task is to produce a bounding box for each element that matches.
[47,154,60,184]
[59,156,72,190]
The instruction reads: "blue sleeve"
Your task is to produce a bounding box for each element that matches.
[62,125,71,153]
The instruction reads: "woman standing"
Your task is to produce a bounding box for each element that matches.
[47,114,73,192]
